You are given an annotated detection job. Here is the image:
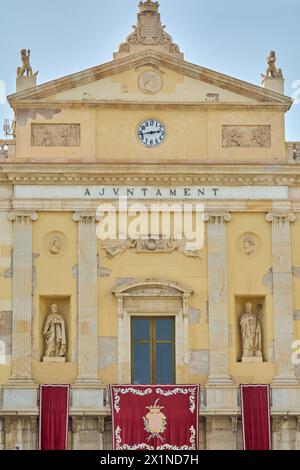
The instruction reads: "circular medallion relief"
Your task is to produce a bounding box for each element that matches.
[43,232,68,257]
[237,233,261,258]
[138,71,163,95]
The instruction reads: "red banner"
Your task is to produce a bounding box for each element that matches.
[39,385,69,450]
[241,385,271,450]
[110,385,200,450]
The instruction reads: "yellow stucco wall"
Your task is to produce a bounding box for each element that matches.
[31,212,78,384]
[14,67,286,163]
[0,54,296,387]
[1,207,297,386]
[15,107,284,163]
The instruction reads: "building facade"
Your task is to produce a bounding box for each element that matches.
[1,1,300,450]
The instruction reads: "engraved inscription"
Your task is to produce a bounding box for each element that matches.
[222,125,271,148]
[31,124,80,147]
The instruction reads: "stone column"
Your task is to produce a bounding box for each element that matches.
[8,212,38,383]
[73,213,99,383]
[266,212,297,383]
[0,418,4,450]
[205,212,232,384]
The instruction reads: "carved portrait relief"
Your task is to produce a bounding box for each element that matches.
[138,71,163,94]
[43,232,68,257]
[236,233,261,258]
[31,124,80,147]
[222,126,271,148]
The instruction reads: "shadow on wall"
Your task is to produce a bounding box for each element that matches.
[0,340,6,365]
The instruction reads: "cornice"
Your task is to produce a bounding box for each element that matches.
[8,50,292,109]
[9,100,290,112]
[1,162,300,186]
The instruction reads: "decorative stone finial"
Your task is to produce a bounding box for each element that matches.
[138,0,159,13]
[114,1,183,60]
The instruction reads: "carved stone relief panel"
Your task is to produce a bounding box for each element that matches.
[222,126,271,148]
[31,124,80,147]
[99,237,201,258]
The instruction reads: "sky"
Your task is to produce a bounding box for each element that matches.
[0,0,299,140]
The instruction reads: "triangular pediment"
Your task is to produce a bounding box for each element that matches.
[8,50,292,109]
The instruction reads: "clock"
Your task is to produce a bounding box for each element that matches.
[137,119,166,148]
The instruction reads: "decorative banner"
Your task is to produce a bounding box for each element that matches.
[39,385,70,450]
[241,385,271,450]
[110,385,200,450]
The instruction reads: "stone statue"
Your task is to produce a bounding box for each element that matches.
[17,49,34,77]
[265,51,283,79]
[43,304,67,360]
[240,302,262,360]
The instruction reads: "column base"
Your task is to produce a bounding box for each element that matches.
[272,375,299,385]
[75,377,101,385]
[271,384,300,414]
[8,377,35,385]
[2,384,38,411]
[206,375,233,385]
[71,383,105,411]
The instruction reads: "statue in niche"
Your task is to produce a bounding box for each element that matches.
[43,304,67,361]
[240,302,263,361]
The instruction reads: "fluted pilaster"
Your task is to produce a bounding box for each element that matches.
[73,213,99,383]
[204,212,232,384]
[8,212,38,383]
[266,212,297,384]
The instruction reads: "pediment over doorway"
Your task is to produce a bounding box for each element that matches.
[113,278,192,298]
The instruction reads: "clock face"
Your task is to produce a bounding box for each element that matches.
[137,119,166,148]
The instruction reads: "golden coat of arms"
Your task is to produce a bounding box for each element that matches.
[143,399,167,442]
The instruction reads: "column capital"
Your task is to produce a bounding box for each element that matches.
[8,211,38,222]
[266,212,296,223]
[72,212,101,223]
[71,416,81,434]
[97,416,105,434]
[230,416,238,433]
[4,417,13,433]
[204,212,231,223]
[271,415,282,432]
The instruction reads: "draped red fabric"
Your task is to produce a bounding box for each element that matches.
[111,385,200,450]
[39,385,69,450]
[241,385,271,450]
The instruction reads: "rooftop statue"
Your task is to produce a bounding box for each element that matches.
[17,49,38,78]
[263,51,283,80]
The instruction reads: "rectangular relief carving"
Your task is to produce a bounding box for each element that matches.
[222,125,271,148]
[31,124,80,147]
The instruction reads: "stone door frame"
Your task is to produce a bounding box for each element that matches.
[113,278,192,384]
